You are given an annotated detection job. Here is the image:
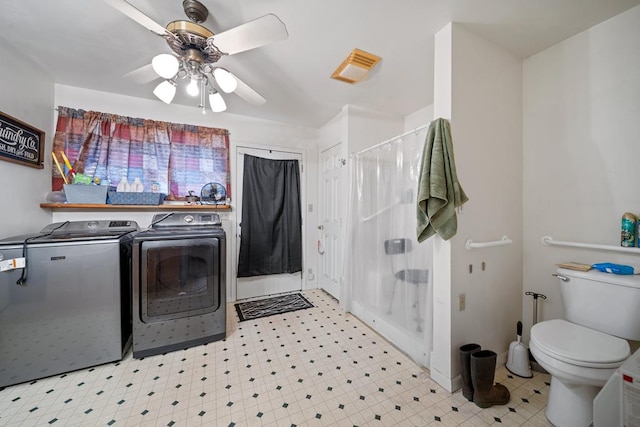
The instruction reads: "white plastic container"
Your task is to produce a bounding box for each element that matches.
[131,178,144,192]
[116,176,130,192]
[594,346,640,426]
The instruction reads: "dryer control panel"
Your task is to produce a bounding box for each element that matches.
[151,212,222,228]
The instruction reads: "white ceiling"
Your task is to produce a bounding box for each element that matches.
[1,0,638,127]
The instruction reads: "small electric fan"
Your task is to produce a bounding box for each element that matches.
[200,182,227,204]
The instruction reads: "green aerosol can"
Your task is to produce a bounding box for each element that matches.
[621,212,637,247]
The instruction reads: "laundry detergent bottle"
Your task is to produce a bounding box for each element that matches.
[116,176,131,192]
[131,178,144,192]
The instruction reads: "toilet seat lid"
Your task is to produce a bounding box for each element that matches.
[531,319,630,368]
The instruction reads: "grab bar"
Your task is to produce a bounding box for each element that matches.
[541,236,640,254]
[465,235,512,250]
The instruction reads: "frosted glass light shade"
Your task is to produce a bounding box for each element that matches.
[153,80,177,104]
[213,68,238,93]
[186,78,200,96]
[151,54,179,79]
[209,91,227,112]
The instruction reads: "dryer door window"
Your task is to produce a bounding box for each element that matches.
[140,238,221,322]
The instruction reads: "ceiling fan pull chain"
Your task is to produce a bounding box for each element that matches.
[200,79,206,114]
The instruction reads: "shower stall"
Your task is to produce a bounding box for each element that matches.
[343,128,433,367]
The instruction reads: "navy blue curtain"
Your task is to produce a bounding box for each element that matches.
[237,155,302,277]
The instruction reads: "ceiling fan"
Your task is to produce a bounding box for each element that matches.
[105,0,288,112]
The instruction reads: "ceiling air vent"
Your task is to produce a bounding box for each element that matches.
[331,48,381,84]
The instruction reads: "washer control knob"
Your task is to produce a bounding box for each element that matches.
[87,221,98,229]
[184,215,194,223]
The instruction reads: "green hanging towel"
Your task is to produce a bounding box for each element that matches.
[416,118,468,242]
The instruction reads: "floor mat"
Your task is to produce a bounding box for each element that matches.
[234,293,313,321]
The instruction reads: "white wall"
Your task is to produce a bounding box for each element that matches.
[317,106,347,154]
[430,24,455,391]
[522,5,640,342]
[0,39,54,236]
[317,103,405,161]
[431,23,523,391]
[450,21,523,370]
[404,105,433,132]
[344,105,403,155]
[53,84,320,300]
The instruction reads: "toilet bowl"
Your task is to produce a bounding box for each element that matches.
[530,268,640,427]
[530,319,629,427]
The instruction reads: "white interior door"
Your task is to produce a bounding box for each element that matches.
[318,143,344,299]
[235,146,304,300]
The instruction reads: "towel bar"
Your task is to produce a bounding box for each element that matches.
[465,235,511,250]
[540,236,640,254]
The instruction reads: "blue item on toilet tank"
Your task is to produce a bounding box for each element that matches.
[591,263,634,275]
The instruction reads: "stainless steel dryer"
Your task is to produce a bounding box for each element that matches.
[132,212,226,358]
[0,220,139,389]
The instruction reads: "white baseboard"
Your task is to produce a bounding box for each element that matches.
[430,351,509,394]
[430,368,461,393]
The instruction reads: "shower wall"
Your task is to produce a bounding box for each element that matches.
[344,129,433,367]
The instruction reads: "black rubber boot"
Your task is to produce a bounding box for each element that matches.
[471,350,510,408]
[459,343,481,401]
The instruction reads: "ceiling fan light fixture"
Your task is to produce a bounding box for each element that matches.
[151,54,180,79]
[153,80,177,104]
[213,68,238,93]
[331,48,381,84]
[114,0,286,111]
[209,91,227,112]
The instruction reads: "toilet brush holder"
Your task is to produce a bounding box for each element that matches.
[525,291,549,374]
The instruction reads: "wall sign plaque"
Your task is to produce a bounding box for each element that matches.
[0,111,45,169]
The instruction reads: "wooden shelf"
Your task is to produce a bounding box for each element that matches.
[40,203,231,210]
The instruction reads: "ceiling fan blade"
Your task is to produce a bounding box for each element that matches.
[212,14,288,55]
[231,73,266,105]
[123,63,159,84]
[104,0,167,36]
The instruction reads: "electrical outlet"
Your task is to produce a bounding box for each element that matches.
[459,293,466,311]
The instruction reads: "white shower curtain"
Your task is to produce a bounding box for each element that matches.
[342,130,434,368]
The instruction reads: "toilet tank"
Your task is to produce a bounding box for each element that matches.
[556,268,640,340]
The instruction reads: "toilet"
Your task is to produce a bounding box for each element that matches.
[529,268,640,427]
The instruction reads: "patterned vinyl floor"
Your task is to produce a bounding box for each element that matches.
[0,289,552,426]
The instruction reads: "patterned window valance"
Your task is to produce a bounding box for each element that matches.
[52,106,231,198]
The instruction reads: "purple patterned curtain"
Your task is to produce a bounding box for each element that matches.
[52,106,230,197]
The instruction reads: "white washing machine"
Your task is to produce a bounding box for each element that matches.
[594,346,640,426]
